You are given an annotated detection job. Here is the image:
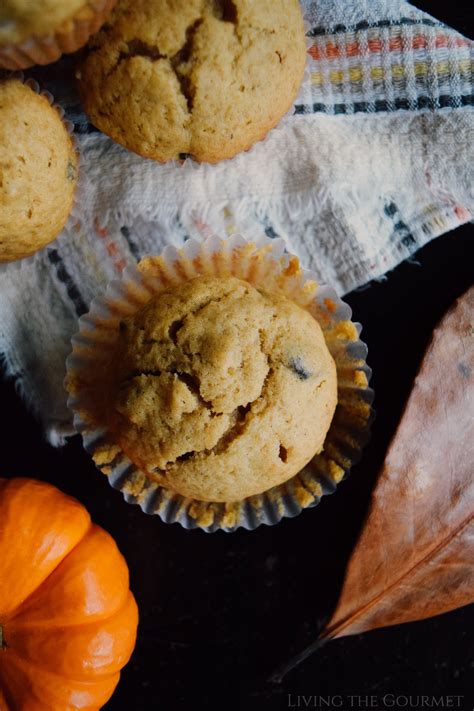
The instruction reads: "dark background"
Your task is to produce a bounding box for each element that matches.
[1,2,473,710]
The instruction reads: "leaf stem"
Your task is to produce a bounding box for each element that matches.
[268,636,330,684]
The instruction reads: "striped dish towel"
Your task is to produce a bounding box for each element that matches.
[0,0,472,443]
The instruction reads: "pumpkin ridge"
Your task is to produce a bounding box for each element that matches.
[5,648,120,684]
[0,667,17,711]
[6,592,138,681]
[3,520,94,624]
[0,685,14,711]
[1,649,121,709]
[7,596,130,630]
[9,524,130,627]
[0,478,92,619]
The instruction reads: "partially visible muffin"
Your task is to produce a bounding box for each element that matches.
[0,0,117,70]
[97,276,337,502]
[0,79,77,262]
[77,0,307,163]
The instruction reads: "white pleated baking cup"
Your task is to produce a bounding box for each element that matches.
[0,0,117,70]
[66,234,374,532]
[0,73,81,274]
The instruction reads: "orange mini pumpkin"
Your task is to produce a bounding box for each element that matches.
[0,478,138,710]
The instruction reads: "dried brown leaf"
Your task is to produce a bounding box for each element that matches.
[272,287,474,681]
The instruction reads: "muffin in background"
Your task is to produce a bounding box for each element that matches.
[0,78,77,263]
[77,0,307,163]
[0,0,117,70]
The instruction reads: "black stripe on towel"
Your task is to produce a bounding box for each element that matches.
[294,95,474,115]
[306,17,443,38]
[120,226,141,261]
[47,249,88,317]
[383,202,417,250]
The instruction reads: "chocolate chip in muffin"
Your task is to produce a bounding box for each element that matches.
[98,275,337,502]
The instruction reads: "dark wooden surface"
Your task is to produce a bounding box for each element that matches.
[1,2,473,710]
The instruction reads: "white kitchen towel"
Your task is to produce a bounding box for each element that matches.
[0,0,472,443]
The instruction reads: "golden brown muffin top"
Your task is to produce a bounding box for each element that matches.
[77,0,307,162]
[0,79,77,262]
[99,276,337,502]
[0,0,88,45]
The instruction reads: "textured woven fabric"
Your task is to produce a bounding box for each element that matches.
[0,0,472,442]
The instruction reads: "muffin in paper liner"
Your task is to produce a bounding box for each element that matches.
[65,234,373,532]
[0,73,81,267]
[0,0,117,70]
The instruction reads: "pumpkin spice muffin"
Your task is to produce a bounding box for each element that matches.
[0,78,78,262]
[77,0,307,163]
[88,276,337,502]
[67,237,373,531]
[0,0,117,70]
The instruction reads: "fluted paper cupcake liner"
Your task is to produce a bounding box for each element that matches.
[0,0,117,70]
[66,234,373,532]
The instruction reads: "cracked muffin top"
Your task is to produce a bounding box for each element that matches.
[0,78,78,263]
[100,275,337,502]
[0,0,88,45]
[76,0,307,163]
